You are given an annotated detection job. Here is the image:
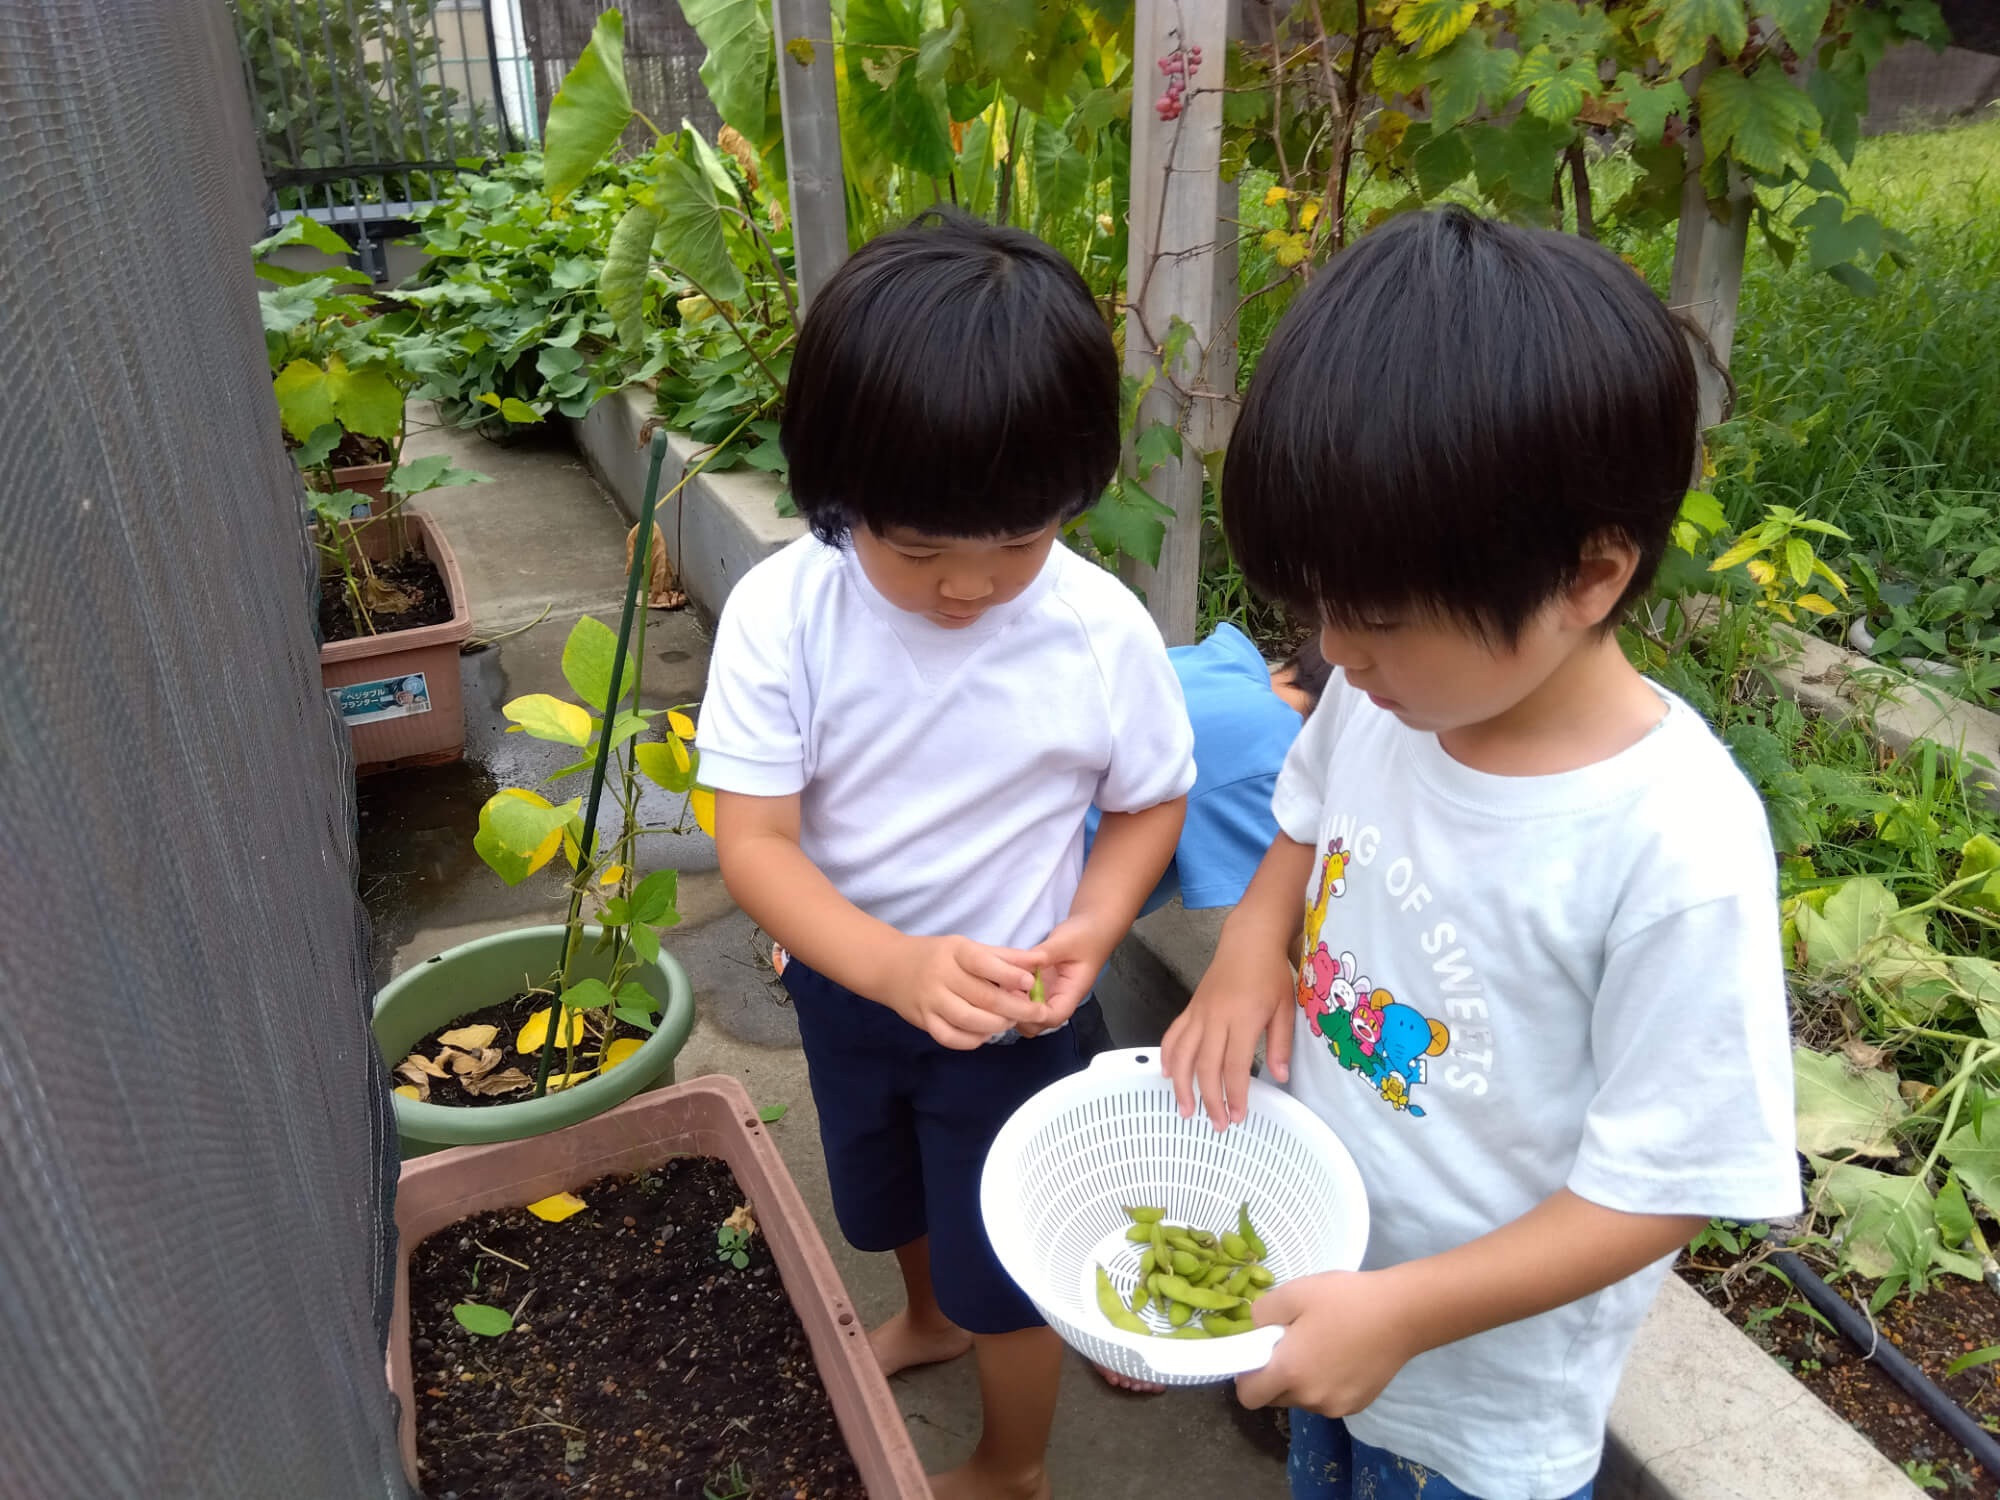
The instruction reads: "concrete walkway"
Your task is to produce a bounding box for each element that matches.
[363,414,1291,1498]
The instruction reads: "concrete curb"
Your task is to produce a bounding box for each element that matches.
[570,388,803,620]
[1097,901,1922,1500]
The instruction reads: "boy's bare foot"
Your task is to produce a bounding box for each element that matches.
[928,1459,1052,1500]
[1090,1361,1164,1394]
[871,1308,974,1377]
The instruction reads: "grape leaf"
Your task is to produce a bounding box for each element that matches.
[1514,46,1595,124]
[1698,63,1821,180]
[1655,0,1750,74]
[1610,72,1690,147]
[1764,0,1832,53]
[1428,31,1518,130]
[1388,0,1478,58]
[1086,478,1174,568]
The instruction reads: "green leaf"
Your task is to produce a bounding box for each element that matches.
[1698,64,1821,180]
[956,0,1034,77]
[273,360,336,443]
[1794,877,1919,970]
[1610,72,1690,148]
[453,1302,514,1337]
[1936,1172,1975,1249]
[1464,115,1570,206]
[630,869,679,925]
[1679,489,1726,536]
[634,739,699,794]
[561,616,636,712]
[483,790,581,859]
[1791,1045,1906,1159]
[252,216,353,259]
[1514,46,1593,124]
[387,454,490,496]
[1429,32,1519,130]
[846,0,956,178]
[503,693,593,746]
[1785,536,1814,587]
[1373,45,1439,99]
[1946,1344,2000,1379]
[560,977,615,1012]
[1792,194,1886,273]
[758,1103,789,1123]
[1763,0,1832,53]
[1655,0,1751,74]
[627,923,662,964]
[1132,420,1182,477]
[1412,125,1475,196]
[1962,835,2000,914]
[1086,477,1174,569]
[294,421,343,471]
[614,1003,660,1033]
[654,149,746,305]
[1389,0,1478,57]
[1810,1159,1938,1281]
[680,0,772,138]
[498,397,544,425]
[1942,1117,2000,1221]
[543,11,633,202]
[1029,113,1090,230]
[600,204,660,354]
[615,980,659,1014]
[916,11,965,89]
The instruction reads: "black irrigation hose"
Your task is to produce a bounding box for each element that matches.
[1771,1250,2000,1477]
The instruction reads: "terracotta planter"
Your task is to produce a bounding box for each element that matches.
[333,460,396,561]
[388,1077,929,1497]
[319,509,470,774]
[373,924,697,1157]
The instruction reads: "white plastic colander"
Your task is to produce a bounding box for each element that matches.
[980,1047,1369,1386]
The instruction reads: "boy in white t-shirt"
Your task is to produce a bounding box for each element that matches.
[1163,207,1801,1500]
[699,212,1195,1500]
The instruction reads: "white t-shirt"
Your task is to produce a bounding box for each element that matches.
[1273,674,1801,1499]
[697,536,1196,963]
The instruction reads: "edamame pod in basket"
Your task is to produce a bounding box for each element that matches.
[1095,1265,1150,1335]
[1155,1273,1247,1312]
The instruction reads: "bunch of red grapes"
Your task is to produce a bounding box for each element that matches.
[1154,44,1202,121]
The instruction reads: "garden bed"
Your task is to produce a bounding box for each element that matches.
[407,1157,864,1500]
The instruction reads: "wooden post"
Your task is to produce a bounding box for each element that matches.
[771,0,848,311]
[1123,0,1235,647]
[1670,65,1752,433]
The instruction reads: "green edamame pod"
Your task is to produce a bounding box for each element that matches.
[1168,1326,1211,1339]
[1221,1231,1250,1260]
[1168,1300,1194,1328]
[1130,1284,1150,1317]
[1201,1313,1255,1337]
[1191,1230,1217,1249]
[1155,1274,1248,1312]
[1170,1249,1203,1278]
[1030,971,1046,1004]
[1126,1223,1154,1242]
[1201,1263,1233,1288]
[1226,1267,1252,1297]
[1163,1228,1199,1253]
[1095,1265,1150,1334]
[1247,1264,1276,1288]
[1244,1283,1268,1303]
[1239,1202,1268,1260]
[1124,1206,1165,1223]
[1150,1222,1168,1259]
[1139,1248,1156,1277]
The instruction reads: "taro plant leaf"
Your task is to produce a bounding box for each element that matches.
[635,738,699,794]
[543,10,633,202]
[630,870,679,926]
[845,0,956,178]
[1654,0,1750,74]
[386,454,490,495]
[504,693,593,747]
[653,149,745,305]
[560,977,616,1012]
[679,0,772,139]
[600,204,660,354]
[1792,1045,1907,1159]
[452,1302,515,1337]
[561,615,636,712]
[684,117,742,204]
[474,790,579,884]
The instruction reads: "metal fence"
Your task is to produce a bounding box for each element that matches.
[520,0,719,146]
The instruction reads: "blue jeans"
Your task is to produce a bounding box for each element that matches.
[1288,1412,1595,1500]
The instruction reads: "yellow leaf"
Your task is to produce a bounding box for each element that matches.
[1263,184,1291,206]
[670,734,692,774]
[1746,558,1776,586]
[394,1084,422,1100]
[599,864,627,886]
[516,1006,587,1055]
[691,786,717,837]
[668,709,697,739]
[490,788,567,876]
[438,1024,499,1050]
[502,694,593,747]
[544,1068,597,1092]
[1793,592,1837,616]
[1299,199,1321,231]
[527,1192,588,1222]
[602,1038,645,1070]
[1709,535,1765,573]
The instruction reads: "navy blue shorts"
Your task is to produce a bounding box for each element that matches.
[780,956,1089,1335]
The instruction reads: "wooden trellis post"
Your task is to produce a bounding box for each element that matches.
[771,0,848,310]
[1123,0,1237,647]
[1670,64,1753,433]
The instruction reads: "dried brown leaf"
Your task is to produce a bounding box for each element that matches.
[439,1023,500,1050]
[1841,1039,1890,1071]
[398,1053,447,1081]
[461,1067,535,1097]
[442,1045,504,1079]
[723,1203,757,1238]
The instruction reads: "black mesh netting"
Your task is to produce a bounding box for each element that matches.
[0,3,404,1497]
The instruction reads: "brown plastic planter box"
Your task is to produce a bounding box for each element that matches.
[387,1075,928,1498]
[319,509,471,774]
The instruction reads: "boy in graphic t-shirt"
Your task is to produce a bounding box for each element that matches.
[699,211,1194,1500]
[1163,207,1801,1500]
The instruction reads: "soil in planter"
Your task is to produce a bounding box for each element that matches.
[397,992,646,1109]
[1679,1256,2000,1495]
[319,551,452,644]
[408,1158,866,1500]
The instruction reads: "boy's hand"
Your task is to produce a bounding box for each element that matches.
[1235,1269,1420,1416]
[1013,913,1118,1038]
[1160,930,1296,1130]
[885,935,1048,1049]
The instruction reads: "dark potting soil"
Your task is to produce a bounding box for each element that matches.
[399,992,645,1110]
[1678,1254,2000,1495]
[408,1159,866,1500]
[319,551,452,644]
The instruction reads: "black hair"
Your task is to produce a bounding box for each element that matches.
[1223,206,1699,642]
[780,209,1119,546]
[1280,632,1332,707]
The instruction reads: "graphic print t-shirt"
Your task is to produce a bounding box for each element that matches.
[1273,676,1801,1500]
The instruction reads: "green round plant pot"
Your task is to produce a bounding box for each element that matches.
[373,925,695,1157]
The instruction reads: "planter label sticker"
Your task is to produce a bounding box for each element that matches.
[329,672,432,725]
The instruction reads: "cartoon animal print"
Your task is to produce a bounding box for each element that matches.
[1295,839,1351,1017]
